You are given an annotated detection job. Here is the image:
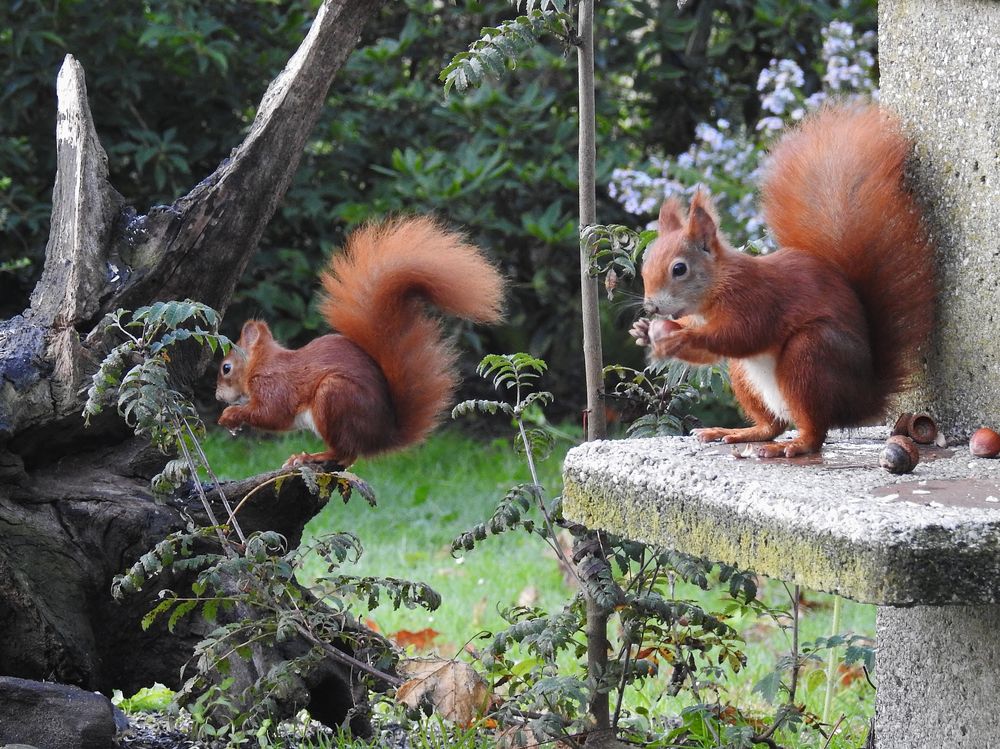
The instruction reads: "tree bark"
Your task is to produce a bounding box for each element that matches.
[0,0,387,732]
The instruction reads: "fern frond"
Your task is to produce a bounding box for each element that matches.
[583,223,658,282]
[514,426,555,460]
[441,10,572,94]
[451,398,514,419]
[451,483,542,553]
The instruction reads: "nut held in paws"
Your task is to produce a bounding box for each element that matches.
[648,318,681,342]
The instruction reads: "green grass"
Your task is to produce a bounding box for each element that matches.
[202,427,877,747]
[205,427,572,650]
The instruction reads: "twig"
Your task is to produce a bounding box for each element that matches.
[292,620,402,688]
[183,418,246,545]
[751,736,786,749]
[227,471,298,524]
[172,415,232,555]
[514,382,582,588]
[611,632,634,729]
[821,714,847,749]
[752,584,803,746]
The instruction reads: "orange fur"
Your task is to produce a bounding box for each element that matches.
[635,103,934,457]
[217,217,505,466]
[760,103,935,396]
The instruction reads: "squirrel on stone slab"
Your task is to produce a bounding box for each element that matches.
[632,104,934,457]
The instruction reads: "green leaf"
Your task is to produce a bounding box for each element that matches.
[753,670,782,704]
[167,599,198,633]
[141,597,177,631]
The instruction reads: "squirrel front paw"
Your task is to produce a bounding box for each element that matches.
[218,406,245,431]
[630,317,652,346]
[633,318,684,358]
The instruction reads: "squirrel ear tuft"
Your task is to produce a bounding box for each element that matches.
[687,189,720,250]
[240,320,271,347]
[658,199,684,233]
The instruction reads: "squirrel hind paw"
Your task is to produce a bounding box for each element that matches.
[282,451,351,470]
[755,439,820,459]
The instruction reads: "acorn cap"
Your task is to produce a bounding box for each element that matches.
[891,412,937,444]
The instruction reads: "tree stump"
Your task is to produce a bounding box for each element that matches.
[0,0,387,733]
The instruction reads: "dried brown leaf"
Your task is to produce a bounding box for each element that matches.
[395,656,490,727]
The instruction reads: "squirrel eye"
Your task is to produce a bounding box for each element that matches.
[222,362,232,375]
[671,261,688,278]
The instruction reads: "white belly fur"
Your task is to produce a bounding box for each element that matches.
[294,408,321,437]
[739,354,792,422]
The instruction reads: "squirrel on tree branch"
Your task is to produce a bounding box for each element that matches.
[632,103,935,457]
[216,216,505,468]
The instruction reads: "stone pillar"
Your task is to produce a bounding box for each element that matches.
[879,0,1000,437]
[875,605,1000,749]
[879,4,1000,746]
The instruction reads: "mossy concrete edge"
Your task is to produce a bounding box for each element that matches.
[562,431,1000,606]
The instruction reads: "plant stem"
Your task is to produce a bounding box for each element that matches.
[822,594,843,724]
[585,593,612,733]
[822,714,847,749]
[227,472,296,525]
[753,584,803,746]
[514,407,581,587]
[576,0,613,732]
[789,584,801,703]
[292,620,402,688]
[172,415,232,555]
[576,0,605,442]
[183,419,247,545]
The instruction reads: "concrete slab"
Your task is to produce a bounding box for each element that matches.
[562,428,1000,606]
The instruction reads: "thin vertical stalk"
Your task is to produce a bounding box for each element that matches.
[822,595,843,724]
[577,0,612,735]
[577,0,605,443]
[790,584,802,703]
[575,1,614,737]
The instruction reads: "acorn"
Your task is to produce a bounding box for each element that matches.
[969,427,1000,458]
[880,435,919,474]
[891,412,938,444]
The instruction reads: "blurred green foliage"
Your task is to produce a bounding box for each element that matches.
[0,0,874,410]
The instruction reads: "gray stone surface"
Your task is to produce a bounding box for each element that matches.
[562,428,1000,605]
[880,0,1000,438]
[0,677,115,749]
[875,604,1000,749]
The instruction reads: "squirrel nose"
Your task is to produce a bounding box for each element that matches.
[643,300,661,316]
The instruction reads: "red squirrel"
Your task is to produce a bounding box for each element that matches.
[631,103,934,457]
[216,216,505,467]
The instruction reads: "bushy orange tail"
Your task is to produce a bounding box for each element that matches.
[320,216,505,450]
[760,103,934,398]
